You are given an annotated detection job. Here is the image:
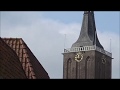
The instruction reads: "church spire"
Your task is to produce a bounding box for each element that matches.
[72,11,103,49]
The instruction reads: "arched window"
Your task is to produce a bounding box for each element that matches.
[67,58,72,63]
[67,58,72,78]
[85,56,91,79]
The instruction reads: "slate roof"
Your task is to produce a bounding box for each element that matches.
[0,37,27,79]
[2,38,49,79]
[72,11,104,49]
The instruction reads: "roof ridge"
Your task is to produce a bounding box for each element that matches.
[20,39,49,78]
[1,37,50,79]
[0,38,27,79]
[2,37,22,40]
[18,39,37,78]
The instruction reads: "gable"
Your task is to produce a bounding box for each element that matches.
[2,38,49,79]
[0,38,27,79]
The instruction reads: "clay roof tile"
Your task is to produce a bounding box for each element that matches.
[2,38,49,79]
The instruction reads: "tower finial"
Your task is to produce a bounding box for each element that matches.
[84,11,94,14]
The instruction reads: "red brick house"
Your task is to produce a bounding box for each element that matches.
[0,37,49,79]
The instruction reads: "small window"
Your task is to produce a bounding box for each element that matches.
[86,56,90,61]
[67,58,72,63]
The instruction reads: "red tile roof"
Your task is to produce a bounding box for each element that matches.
[0,38,27,79]
[2,38,49,79]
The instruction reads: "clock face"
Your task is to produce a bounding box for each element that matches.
[75,52,83,62]
[102,55,106,64]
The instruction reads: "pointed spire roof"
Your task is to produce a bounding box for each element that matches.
[72,11,104,49]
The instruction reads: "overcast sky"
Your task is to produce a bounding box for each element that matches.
[0,11,119,79]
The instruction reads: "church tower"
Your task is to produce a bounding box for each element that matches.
[63,11,112,79]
